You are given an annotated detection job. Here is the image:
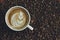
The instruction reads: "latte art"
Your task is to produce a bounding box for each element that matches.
[5,6,34,31]
[11,11,26,28]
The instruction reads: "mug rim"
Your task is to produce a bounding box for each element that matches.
[5,6,31,31]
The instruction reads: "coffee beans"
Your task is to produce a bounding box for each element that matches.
[0,0,60,40]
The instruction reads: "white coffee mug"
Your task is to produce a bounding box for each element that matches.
[5,6,33,31]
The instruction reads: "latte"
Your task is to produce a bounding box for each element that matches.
[8,8,29,29]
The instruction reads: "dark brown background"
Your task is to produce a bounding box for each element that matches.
[0,0,60,40]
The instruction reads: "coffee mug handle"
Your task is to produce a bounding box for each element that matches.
[27,25,33,30]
